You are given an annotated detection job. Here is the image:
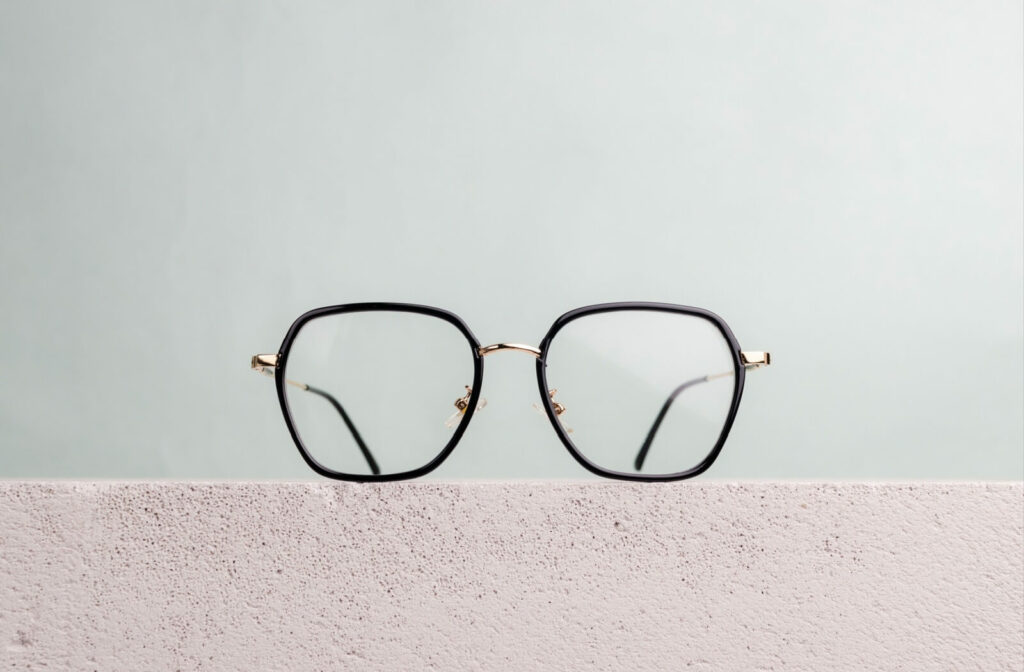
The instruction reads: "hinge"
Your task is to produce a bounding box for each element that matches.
[251,353,279,375]
[740,351,771,368]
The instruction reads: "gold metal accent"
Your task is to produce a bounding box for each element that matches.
[251,353,310,390]
[251,353,278,372]
[547,388,566,416]
[740,351,771,368]
[478,343,542,358]
[454,386,473,411]
[447,386,486,428]
[707,352,773,381]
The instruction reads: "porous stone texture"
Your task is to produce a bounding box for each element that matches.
[0,483,1021,671]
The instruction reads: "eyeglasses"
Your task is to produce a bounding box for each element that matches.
[252,302,770,482]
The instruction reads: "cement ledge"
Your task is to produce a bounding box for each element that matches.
[1,482,1021,670]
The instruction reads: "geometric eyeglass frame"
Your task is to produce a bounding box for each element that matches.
[252,301,770,483]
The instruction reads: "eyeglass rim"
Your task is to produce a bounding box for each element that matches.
[536,302,746,483]
[275,302,486,483]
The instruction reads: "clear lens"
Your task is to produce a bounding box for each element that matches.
[282,310,476,476]
[543,310,737,476]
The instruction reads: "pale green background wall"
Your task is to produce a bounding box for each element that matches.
[1,0,1021,479]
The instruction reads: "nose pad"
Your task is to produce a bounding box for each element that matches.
[445,385,488,429]
[531,389,573,434]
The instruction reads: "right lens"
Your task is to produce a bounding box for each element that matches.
[281,308,478,477]
[542,308,739,478]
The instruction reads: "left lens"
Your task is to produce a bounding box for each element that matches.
[541,308,739,477]
[282,309,476,477]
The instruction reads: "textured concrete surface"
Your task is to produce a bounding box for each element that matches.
[0,483,1021,671]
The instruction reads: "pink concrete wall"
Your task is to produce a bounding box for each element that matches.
[1,482,1021,670]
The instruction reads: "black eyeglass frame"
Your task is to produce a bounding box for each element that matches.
[274,302,486,483]
[265,301,755,483]
[536,302,746,482]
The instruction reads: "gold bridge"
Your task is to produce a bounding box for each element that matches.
[477,343,542,358]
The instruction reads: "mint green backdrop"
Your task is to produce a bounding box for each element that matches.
[1,0,1021,479]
